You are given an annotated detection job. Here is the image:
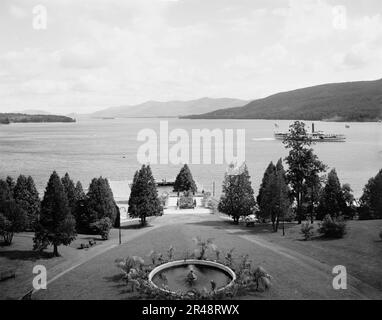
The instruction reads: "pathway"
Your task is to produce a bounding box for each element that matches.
[32,213,382,300]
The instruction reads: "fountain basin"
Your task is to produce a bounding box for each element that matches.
[148,259,236,295]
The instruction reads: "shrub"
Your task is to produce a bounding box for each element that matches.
[300,222,314,240]
[253,266,272,291]
[318,215,346,239]
[115,242,273,299]
[91,217,112,240]
[192,237,214,260]
[179,192,195,209]
[0,201,27,245]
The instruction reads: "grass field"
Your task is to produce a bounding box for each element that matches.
[0,218,158,300]
[255,220,382,292]
[1,213,382,300]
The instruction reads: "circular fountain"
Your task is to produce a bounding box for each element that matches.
[148,259,236,295]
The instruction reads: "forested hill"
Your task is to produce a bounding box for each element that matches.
[0,113,76,124]
[182,79,382,122]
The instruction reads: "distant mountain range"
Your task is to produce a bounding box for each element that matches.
[89,97,248,118]
[182,79,382,122]
[7,79,382,122]
[0,113,75,124]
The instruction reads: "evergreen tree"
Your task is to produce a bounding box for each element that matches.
[61,173,76,214]
[74,199,89,233]
[257,162,276,221]
[359,169,382,220]
[71,181,87,230]
[14,175,41,230]
[316,169,349,219]
[85,177,118,232]
[114,204,121,228]
[33,171,76,256]
[218,163,256,224]
[174,164,197,193]
[272,159,292,231]
[128,165,161,226]
[259,159,291,231]
[27,176,41,222]
[74,181,86,202]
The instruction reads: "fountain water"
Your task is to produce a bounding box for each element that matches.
[149,260,236,294]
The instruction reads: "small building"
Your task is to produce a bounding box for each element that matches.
[109,179,212,224]
[108,180,131,224]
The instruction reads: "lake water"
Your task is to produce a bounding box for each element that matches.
[0,118,381,198]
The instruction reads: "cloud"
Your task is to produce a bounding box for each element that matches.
[9,5,28,19]
[0,0,382,113]
[59,44,106,69]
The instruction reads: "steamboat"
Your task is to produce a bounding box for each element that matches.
[274,123,346,142]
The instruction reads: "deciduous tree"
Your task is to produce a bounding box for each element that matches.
[359,169,382,220]
[0,200,26,245]
[283,121,325,224]
[302,149,327,223]
[6,176,15,194]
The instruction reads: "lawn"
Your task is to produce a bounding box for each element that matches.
[0,218,155,300]
[252,219,382,292]
[30,214,382,300]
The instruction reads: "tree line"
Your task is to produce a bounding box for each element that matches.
[0,172,118,256]
[218,121,382,229]
[1,123,381,251]
[0,163,199,252]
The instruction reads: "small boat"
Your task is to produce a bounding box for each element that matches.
[345,125,350,128]
[274,123,346,142]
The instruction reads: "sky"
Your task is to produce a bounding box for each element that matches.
[1,0,382,114]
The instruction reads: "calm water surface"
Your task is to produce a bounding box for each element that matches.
[152,264,231,293]
[0,118,381,198]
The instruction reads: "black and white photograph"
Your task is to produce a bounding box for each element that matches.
[0,0,382,307]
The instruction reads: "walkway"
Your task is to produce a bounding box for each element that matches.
[32,213,382,300]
